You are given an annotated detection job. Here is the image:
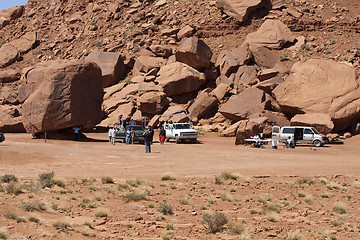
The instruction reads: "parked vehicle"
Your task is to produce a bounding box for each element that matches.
[0,132,4,143]
[164,123,198,144]
[115,125,145,143]
[272,126,328,147]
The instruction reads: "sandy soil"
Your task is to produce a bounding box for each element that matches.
[0,133,360,240]
[0,132,359,179]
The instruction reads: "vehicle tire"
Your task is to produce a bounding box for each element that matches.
[191,138,197,143]
[313,140,322,147]
[175,136,180,144]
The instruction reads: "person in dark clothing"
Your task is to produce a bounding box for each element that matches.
[144,129,152,153]
[159,126,166,144]
[148,126,154,144]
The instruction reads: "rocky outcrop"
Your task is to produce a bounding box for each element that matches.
[9,32,37,54]
[0,44,20,68]
[0,6,24,29]
[290,113,334,134]
[0,105,25,132]
[85,50,126,87]
[156,62,206,96]
[244,20,296,49]
[235,117,267,145]
[138,91,169,115]
[188,90,218,121]
[215,45,252,77]
[219,87,277,121]
[273,59,360,131]
[175,37,213,71]
[21,60,104,133]
[216,0,266,23]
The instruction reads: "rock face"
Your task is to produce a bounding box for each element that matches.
[291,113,334,134]
[175,37,213,71]
[219,87,275,121]
[0,44,20,68]
[273,59,360,131]
[188,90,218,121]
[0,105,25,132]
[0,6,24,28]
[85,50,126,88]
[138,91,169,115]
[21,60,104,133]
[216,0,266,23]
[244,20,296,49]
[156,62,206,96]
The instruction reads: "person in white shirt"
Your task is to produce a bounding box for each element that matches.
[108,127,112,143]
[111,128,117,145]
[272,139,278,149]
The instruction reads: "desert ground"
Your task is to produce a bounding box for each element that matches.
[0,133,360,239]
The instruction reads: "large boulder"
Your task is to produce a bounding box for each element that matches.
[138,91,169,115]
[216,0,267,23]
[0,69,21,83]
[273,59,360,132]
[159,104,188,123]
[133,56,166,75]
[156,62,206,96]
[0,85,18,104]
[9,32,37,54]
[222,121,242,137]
[21,60,104,133]
[235,117,266,145]
[215,45,252,76]
[85,50,126,87]
[0,105,25,132]
[149,45,172,58]
[255,76,284,95]
[244,20,296,49]
[233,65,258,86]
[290,113,334,134]
[212,83,230,101]
[0,44,20,68]
[219,87,276,121]
[188,90,218,121]
[175,37,213,71]
[249,45,278,69]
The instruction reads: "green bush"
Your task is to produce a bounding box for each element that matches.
[29,217,39,223]
[122,189,148,202]
[101,176,114,184]
[158,204,173,215]
[1,174,18,183]
[202,211,228,234]
[53,221,71,231]
[38,171,55,188]
[5,182,22,195]
[21,201,46,212]
[161,174,176,181]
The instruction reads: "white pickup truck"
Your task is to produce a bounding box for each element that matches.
[164,123,198,143]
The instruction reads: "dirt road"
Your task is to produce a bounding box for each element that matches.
[0,132,359,179]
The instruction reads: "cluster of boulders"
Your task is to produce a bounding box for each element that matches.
[0,0,359,143]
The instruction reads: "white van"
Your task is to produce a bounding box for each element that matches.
[272,126,328,147]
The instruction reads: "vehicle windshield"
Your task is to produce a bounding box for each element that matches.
[127,125,144,131]
[311,127,320,134]
[174,123,191,129]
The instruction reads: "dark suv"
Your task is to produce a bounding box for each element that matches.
[115,125,145,143]
[0,132,5,143]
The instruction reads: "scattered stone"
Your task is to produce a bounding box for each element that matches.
[0,44,20,68]
[138,91,169,115]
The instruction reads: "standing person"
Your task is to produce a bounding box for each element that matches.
[111,127,117,145]
[73,126,80,141]
[126,127,131,144]
[144,129,152,153]
[159,126,166,144]
[272,139,278,149]
[130,127,135,144]
[129,119,136,126]
[148,126,154,144]
[108,126,112,143]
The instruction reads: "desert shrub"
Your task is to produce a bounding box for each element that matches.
[84,222,94,229]
[330,39,336,45]
[122,189,148,202]
[52,179,66,188]
[228,221,245,235]
[95,41,102,49]
[158,204,173,215]
[166,223,174,230]
[287,230,302,240]
[296,178,314,185]
[101,176,114,184]
[53,221,71,230]
[95,211,108,218]
[161,174,176,181]
[38,171,55,188]
[279,53,289,58]
[21,201,46,212]
[305,195,313,205]
[4,211,17,220]
[162,236,170,240]
[263,203,281,213]
[0,232,7,240]
[197,128,205,135]
[332,202,347,214]
[352,180,360,188]
[300,44,310,51]
[327,182,340,190]
[221,172,238,180]
[29,217,39,223]
[155,213,165,221]
[202,211,228,234]
[257,194,271,204]
[214,176,223,185]
[318,177,328,185]
[321,191,330,198]
[1,174,18,183]
[126,178,145,187]
[5,182,22,195]
[298,192,306,198]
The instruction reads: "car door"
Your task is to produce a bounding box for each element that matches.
[303,128,314,143]
[272,126,280,140]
